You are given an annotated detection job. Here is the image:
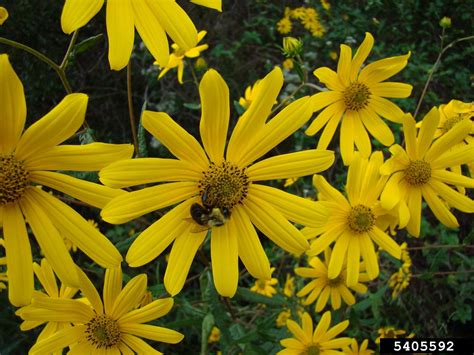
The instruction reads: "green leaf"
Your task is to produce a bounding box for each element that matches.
[183,102,201,110]
[200,313,215,355]
[73,34,103,55]
[235,288,286,306]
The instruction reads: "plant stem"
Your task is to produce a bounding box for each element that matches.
[60,30,79,70]
[412,269,474,278]
[0,36,73,94]
[187,58,200,90]
[408,244,474,251]
[127,60,139,157]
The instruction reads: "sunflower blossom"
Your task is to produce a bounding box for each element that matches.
[250,267,278,297]
[380,109,474,237]
[276,309,292,327]
[305,152,402,286]
[0,55,131,306]
[283,274,295,297]
[343,338,374,355]
[375,327,414,344]
[279,311,351,354]
[19,266,183,354]
[306,32,412,165]
[100,67,335,297]
[61,0,221,70]
[296,248,369,312]
[158,30,209,84]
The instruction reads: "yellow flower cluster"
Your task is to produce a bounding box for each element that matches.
[375,327,415,343]
[277,6,326,37]
[388,242,412,298]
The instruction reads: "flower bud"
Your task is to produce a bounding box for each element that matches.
[282,37,302,57]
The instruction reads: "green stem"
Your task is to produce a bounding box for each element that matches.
[0,37,73,94]
[408,244,474,251]
[187,58,200,90]
[60,30,79,70]
[127,60,139,157]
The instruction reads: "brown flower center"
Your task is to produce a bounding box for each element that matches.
[199,161,249,210]
[327,274,344,287]
[0,155,30,205]
[306,344,321,355]
[343,82,371,111]
[404,160,431,186]
[347,204,375,233]
[442,115,465,133]
[85,314,121,349]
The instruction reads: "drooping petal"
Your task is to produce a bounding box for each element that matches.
[421,184,459,228]
[425,118,472,162]
[61,0,104,33]
[29,325,85,355]
[211,219,239,297]
[142,111,208,169]
[308,223,346,256]
[350,32,374,81]
[120,324,184,343]
[76,267,103,314]
[380,172,403,210]
[16,94,88,161]
[359,233,379,280]
[30,298,93,323]
[429,179,474,212]
[199,69,230,163]
[121,334,163,355]
[233,206,271,280]
[101,181,198,224]
[313,67,345,92]
[3,203,33,306]
[317,109,344,150]
[368,96,405,124]
[106,0,134,70]
[305,100,345,136]
[30,171,126,209]
[0,54,26,154]
[327,231,350,279]
[353,110,372,158]
[339,110,355,165]
[346,237,360,287]
[359,107,395,146]
[369,227,401,259]
[119,298,173,325]
[110,274,147,319]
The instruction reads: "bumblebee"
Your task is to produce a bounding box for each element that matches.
[189,190,231,231]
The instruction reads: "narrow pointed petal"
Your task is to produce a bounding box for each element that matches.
[328,232,350,279]
[429,179,474,212]
[350,32,374,80]
[402,114,417,160]
[353,111,372,158]
[313,67,345,91]
[106,0,134,70]
[119,298,173,325]
[421,184,459,228]
[311,91,343,112]
[305,101,345,137]
[425,118,471,162]
[371,82,412,98]
[431,144,474,169]
[120,324,184,343]
[417,107,440,157]
[0,54,26,154]
[122,334,163,354]
[104,266,123,314]
[369,96,405,124]
[61,0,103,33]
[29,325,85,355]
[431,169,474,188]
[16,94,88,160]
[287,320,311,343]
[360,107,394,146]
[34,259,58,298]
[76,267,103,313]
[317,110,343,150]
[199,69,230,163]
[337,44,352,86]
[359,233,379,279]
[340,110,355,165]
[369,227,401,259]
[31,298,93,322]
[308,223,346,256]
[346,238,360,287]
[3,203,33,306]
[190,0,222,11]
[111,274,147,319]
[359,52,411,85]
[313,175,350,207]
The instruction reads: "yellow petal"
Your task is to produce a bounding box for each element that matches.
[16,94,88,160]
[232,206,271,280]
[248,150,334,181]
[132,0,169,67]
[31,297,93,323]
[29,325,85,355]
[76,267,103,313]
[20,189,80,288]
[346,237,361,287]
[353,111,372,158]
[104,266,123,314]
[164,228,206,296]
[313,311,331,341]
[121,334,164,355]
[431,144,474,169]
[312,175,350,207]
[25,143,133,172]
[30,171,126,209]
[248,184,328,228]
[227,67,283,162]
[340,111,355,165]
[0,54,26,154]
[308,223,345,256]
[327,231,350,279]
[380,172,403,210]
[106,0,134,70]
[211,219,239,297]
[199,69,230,163]
[337,44,352,86]
[402,113,418,160]
[431,169,474,188]
[317,109,344,150]
[100,158,201,188]
[360,107,395,146]
[102,181,197,224]
[119,298,173,324]
[34,259,59,298]
[146,0,198,50]
[3,203,33,306]
[369,227,401,259]
[313,67,345,92]
[120,324,184,343]
[305,100,345,136]
[61,0,103,33]
[287,319,310,343]
[237,96,313,167]
[350,32,374,81]
[142,111,208,169]
[359,233,378,279]
[190,0,222,11]
[111,274,147,319]
[311,91,343,112]
[368,96,405,123]
[429,179,474,212]
[244,194,309,255]
[371,82,412,98]
[359,52,411,85]
[417,107,439,158]
[126,199,193,266]
[425,118,471,162]
[421,184,459,228]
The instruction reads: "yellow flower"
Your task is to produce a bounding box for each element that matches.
[279,311,351,354]
[276,309,291,327]
[100,68,335,297]
[208,326,220,343]
[380,109,474,237]
[329,51,338,60]
[307,32,412,165]
[60,0,221,70]
[388,242,411,299]
[19,266,183,353]
[282,58,294,70]
[239,81,260,110]
[158,30,209,84]
[284,177,298,187]
[283,37,303,57]
[251,267,278,297]
[439,16,452,28]
[16,259,79,351]
[195,57,208,71]
[283,274,295,297]
[343,338,374,355]
[0,55,131,306]
[0,6,8,25]
[375,327,415,344]
[320,0,331,11]
[296,248,369,311]
[277,17,292,34]
[305,152,402,286]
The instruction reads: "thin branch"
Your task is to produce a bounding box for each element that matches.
[60,30,79,70]
[127,60,139,156]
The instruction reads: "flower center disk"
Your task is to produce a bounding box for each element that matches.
[0,155,30,205]
[199,161,249,210]
[347,204,375,233]
[306,344,321,355]
[327,275,344,287]
[85,314,121,349]
[343,82,371,111]
[442,115,465,133]
[404,160,431,186]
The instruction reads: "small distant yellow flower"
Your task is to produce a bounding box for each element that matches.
[279,311,351,354]
[282,58,294,70]
[195,57,208,71]
[276,309,291,327]
[158,30,209,84]
[329,51,338,60]
[296,248,369,311]
[139,290,153,307]
[284,177,298,187]
[320,0,331,11]
[290,7,306,20]
[283,37,303,57]
[0,6,8,25]
[375,327,415,344]
[343,338,375,355]
[208,326,220,343]
[388,242,412,298]
[277,17,292,34]
[439,16,452,28]
[238,80,260,110]
[251,267,278,297]
[283,274,295,297]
